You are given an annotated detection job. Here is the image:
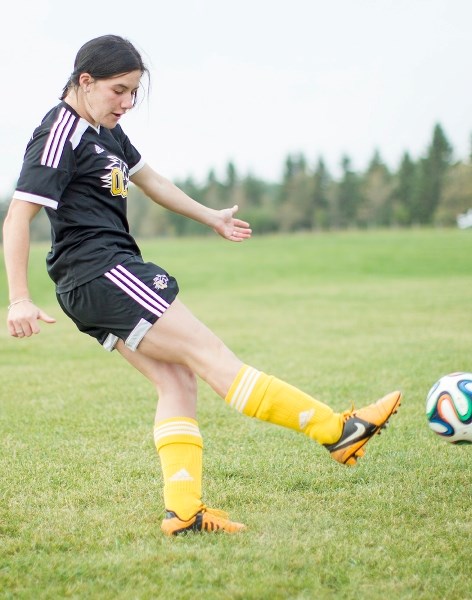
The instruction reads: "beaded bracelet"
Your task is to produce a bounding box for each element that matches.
[8,298,33,310]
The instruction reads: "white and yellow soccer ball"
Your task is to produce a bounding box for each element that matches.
[426,372,472,445]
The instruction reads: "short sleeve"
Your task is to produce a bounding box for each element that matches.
[15,119,77,210]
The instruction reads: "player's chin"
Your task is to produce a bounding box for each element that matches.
[103,115,121,129]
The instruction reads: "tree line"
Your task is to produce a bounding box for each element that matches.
[128,122,471,237]
[2,122,471,241]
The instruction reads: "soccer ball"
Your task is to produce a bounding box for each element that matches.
[426,372,472,444]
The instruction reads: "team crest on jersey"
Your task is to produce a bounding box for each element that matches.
[101,155,130,198]
[153,274,169,290]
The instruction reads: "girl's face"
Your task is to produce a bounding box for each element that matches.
[79,70,142,129]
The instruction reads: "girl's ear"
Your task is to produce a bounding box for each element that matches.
[78,72,94,93]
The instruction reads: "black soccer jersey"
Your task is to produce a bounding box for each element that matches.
[15,101,145,293]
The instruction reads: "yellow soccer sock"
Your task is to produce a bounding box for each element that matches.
[225,365,344,445]
[154,417,203,521]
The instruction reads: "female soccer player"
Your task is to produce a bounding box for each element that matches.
[3,35,401,536]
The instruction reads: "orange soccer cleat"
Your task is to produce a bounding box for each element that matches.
[324,391,402,466]
[161,506,246,536]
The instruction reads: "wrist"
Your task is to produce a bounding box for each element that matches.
[207,207,220,228]
[8,297,33,310]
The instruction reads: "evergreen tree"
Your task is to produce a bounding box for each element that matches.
[278,153,314,231]
[359,150,393,227]
[428,123,453,215]
[283,155,296,181]
[337,155,361,227]
[242,173,265,207]
[296,154,307,175]
[392,152,416,225]
[226,161,237,189]
[203,168,225,209]
[242,173,279,234]
[413,123,453,223]
[207,169,217,186]
[435,162,472,226]
[312,157,331,229]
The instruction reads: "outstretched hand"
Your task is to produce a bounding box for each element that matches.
[7,301,56,338]
[213,205,252,242]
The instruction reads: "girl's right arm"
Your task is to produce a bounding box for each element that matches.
[3,199,56,338]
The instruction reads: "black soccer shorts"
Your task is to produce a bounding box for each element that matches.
[56,255,179,351]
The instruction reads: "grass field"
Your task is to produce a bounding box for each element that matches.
[1,229,471,600]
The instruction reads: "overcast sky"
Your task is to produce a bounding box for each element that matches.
[1,0,471,195]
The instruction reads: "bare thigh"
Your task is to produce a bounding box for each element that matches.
[137,298,244,398]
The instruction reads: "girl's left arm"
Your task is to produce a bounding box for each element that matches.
[3,199,56,337]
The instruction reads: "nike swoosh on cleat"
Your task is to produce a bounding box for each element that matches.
[331,422,373,450]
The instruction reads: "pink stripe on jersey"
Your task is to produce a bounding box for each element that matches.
[41,108,76,168]
[41,107,66,166]
[51,115,76,168]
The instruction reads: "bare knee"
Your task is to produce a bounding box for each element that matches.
[153,363,198,421]
[117,341,198,419]
[155,363,197,398]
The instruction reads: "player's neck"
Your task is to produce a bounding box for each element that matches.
[63,93,99,129]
